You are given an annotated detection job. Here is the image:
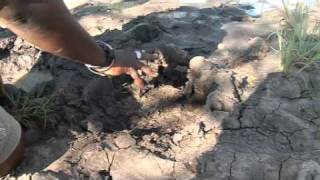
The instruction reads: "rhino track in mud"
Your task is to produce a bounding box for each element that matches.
[1,4,320,180]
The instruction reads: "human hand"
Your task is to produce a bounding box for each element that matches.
[102,49,158,89]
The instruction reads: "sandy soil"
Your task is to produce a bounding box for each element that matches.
[1,1,320,180]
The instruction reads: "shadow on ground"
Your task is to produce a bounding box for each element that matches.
[193,68,320,180]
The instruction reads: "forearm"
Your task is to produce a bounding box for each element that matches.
[0,0,106,66]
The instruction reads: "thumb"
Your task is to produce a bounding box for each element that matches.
[127,68,145,89]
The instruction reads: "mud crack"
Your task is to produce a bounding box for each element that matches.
[228,153,237,180]
[278,157,291,180]
[231,72,242,103]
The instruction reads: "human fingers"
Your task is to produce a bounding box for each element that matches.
[127,68,145,89]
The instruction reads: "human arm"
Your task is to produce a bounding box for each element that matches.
[0,0,154,88]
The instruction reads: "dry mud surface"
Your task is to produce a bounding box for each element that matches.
[1,2,320,180]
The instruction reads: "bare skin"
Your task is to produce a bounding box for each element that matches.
[0,0,154,86]
[0,0,155,176]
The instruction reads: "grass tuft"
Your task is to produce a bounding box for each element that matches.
[278,2,320,73]
[5,83,55,129]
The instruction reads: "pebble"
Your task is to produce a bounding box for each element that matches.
[114,132,136,149]
[81,119,104,133]
[172,133,183,144]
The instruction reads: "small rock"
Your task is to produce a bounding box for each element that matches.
[172,133,183,144]
[81,119,104,133]
[217,43,225,50]
[189,56,206,72]
[114,132,136,149]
